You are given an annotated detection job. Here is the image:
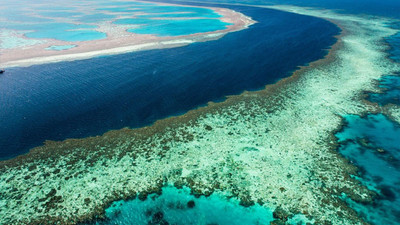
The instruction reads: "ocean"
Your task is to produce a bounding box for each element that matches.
[1,0,400,224]
[0,4,338,159]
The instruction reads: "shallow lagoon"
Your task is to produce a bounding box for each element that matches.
[92,186,274,225]
[126,19,231,36]
[0,0,398,224]
[0,0,229,44]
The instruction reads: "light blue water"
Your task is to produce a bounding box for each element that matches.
[1,0,228,43]
[37,6,77,10]
[0,11,52,23]
[132,5,221,16]
[334,23,400,223]
[25,24,106,42]
[128,19,231,36]
[74,13,116,23]
[368,75,400,106]
[114,18,158,25]
[336,114,400,225]
[0,23,106,42]
[107,2,226,36]
[98,1,153,6]
[140,12,221,18]
[4,0,399,224]
[337,23,400,222]
[38,11,83,18]
[91,186,274,225]
[97,7,141,13]
[99,5,221,17]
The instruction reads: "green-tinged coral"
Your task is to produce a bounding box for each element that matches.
[1,5,400,225]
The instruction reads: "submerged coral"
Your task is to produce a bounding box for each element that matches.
[1,5,400,225]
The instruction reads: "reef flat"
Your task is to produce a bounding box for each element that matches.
[1,5,400,225]
[0,0,254,67]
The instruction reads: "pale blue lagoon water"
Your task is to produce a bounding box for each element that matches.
[0,22,106,42]
[96,7,141,13]
[140,12,221,18]
[2,0,400,224]
[127,19,231,36]
[110,4,228,36]
[75,13,116,23]
[124,5,221,16]
[0,0,228,43]
[97,1,153,6]
[38,11,83,18]
[24,24,106,42]
[91,186,274,225]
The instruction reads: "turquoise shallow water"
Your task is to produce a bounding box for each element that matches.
[368,75,400,106]
[3,1,400,224]
[75,13,116,23]
[24,25,106,42]
[93,186,274,225]
[109,4,226,36]
[333,19,400,225]
[38,11,83,18]
[91,186,273,225]
[0,0,227,43]
[336,114,400,225]
[93,186,315,224]
[127,19,231,36]
[1,23,106,42]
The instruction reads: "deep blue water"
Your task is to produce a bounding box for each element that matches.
[0,4,339,159]
[193,0,400,19]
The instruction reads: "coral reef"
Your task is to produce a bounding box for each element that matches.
[1,5,399,225]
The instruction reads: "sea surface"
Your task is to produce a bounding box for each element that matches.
[90,186,274,225]
[93,1,400,225]
[2,0,400,224]
[191,0,400,19]
[0,4,339,159]
[0,0,229,47]
[335,22,400,224]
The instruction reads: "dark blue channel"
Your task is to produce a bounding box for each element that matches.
[0,4,339,159]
